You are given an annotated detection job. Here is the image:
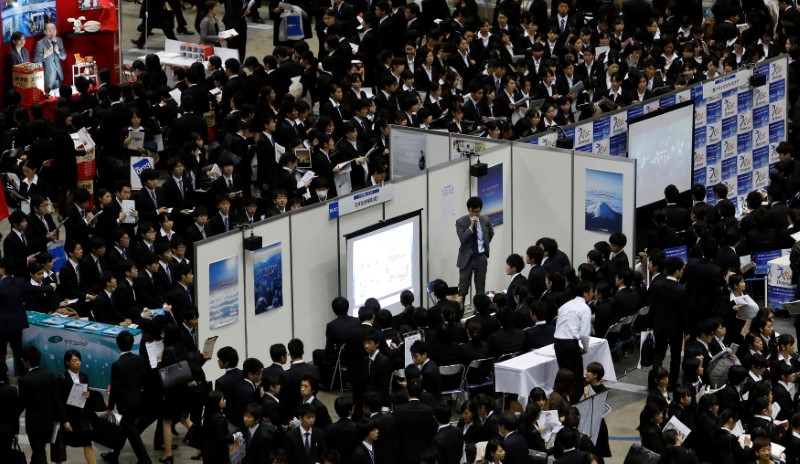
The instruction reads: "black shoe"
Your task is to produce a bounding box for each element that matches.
[101,452,119,464]
[176,27,191,34]
[131,39,144,48]
[155,444,179,451]
[158,457,174,464]
[190,455,202,461]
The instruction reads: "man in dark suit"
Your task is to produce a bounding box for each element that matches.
[222,0,248,59]
[351,418,380,464]
[322,296,360,360]
[650,257,689,388]
[3,211,32,279]
[276,153,311,200]
[19,346,62,464]
[553,427,588,464]
[63,188,93,249]
[611,268,642,318]
[363,392,399,464]
[207,196,235,237]
[79,236,109,294]
[284,403,325,464]
[432,402,464,464]
[456,196,495,297]
[524,302,556,351]
[325,396,360,463]
[0,258,41,374]
[135,169,169,227]
[243,403,275,464]
[299,374,333,429]
[767,184,791,231]
[215,346,244,401]
[229,358,265,429]
[504,253,528,303]
[184,208,210,248]
[662,184,691,232]
[363,329,393,407]
[102,332,152,464]
[133,253,167,311]
[410,341,442,400]
[59,240,97,317]
[392,379,436,464]
[525,246,548,300]
[499,413,528,464]
[681,239,722,331]
[26,196,57,254]
[283,339,320,413]
[488,309,526,358]
[161,158,195,234]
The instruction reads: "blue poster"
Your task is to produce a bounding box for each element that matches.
[2,0,56,43]
[253,242,283,315]
[209,256,239,330]
[664,245,688,263]
[585,169,623,234]
[477,163,503,226]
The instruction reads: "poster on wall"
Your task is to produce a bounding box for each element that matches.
[2,0,56,43]
[253,241,283,315]
[390,129,427,180]
[585,169,623,233]
[209,256,239,329]
[477,163,503,226]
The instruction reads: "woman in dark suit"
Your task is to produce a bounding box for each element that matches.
[158,323,199,463]
[493,75,518,119]
[92,189,124,246]
[202,390,240,464]
[637,402,665,455]
[7,32,29,65]
[58,349,97,463]
[335,122,368,189]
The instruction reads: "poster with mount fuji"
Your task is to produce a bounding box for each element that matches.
[584,168,623,233]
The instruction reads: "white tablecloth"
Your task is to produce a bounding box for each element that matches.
[494,337,616,406]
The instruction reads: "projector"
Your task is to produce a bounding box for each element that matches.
[243,235,262,251]
[750,74,766,87]
[470,162,488,177]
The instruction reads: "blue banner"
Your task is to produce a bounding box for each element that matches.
[664,245,688,263]
[707,99,722,124]
[694,126,707,148]
[737,131,752,155]
[737,172,752,194]
[722,157,737,180]
[770,120,786,143]
[659,95,676,108]
[610,133,627,156]
[707,142,721,165]
[576,144,592,153]
[738,91,753,112]
[753,146,770,169]
[755,250,784,275]
[593,118,610,141]
[627,106,643,120]
[477,163,504,226]
[770,80,786,102]
[722,116,737,140]
[693,168,707,185]
[768,285,795,308]
[753,105,770,129]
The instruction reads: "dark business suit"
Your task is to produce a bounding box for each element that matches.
[527,264,548,300]
[419,359,442,400]
[215,368,245,404]
[324,417,359,463]
[244,423,274,464]
[650,278,688,386]
[524,323,556,351]
[19,367,62,464]
[282,362,320,415]
[488,326,526,358]
[134,187,167,227]
[3,230,32,278]
[364,352,393,407]
[284,427,325,464]
[611,287,642,318]
[62,204,92,249]
[25,213,56,254]
[506,274,528,302]
[456,214,494,296]
[201,410,236,463]
[433,424,464,464]
[503,431,529,464]
[108,352,151,462]
[392,400,436,464]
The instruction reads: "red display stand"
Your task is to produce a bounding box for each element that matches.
[0,0,121,106]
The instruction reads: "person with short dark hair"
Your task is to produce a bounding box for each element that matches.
[432,401,464,464]
[553,281,594,386]
[284,402,326,463]
[650,257,689,388]
[456,196,495,297]
[351,419,380,464]
[283,339,321,414]
[19,345,63,464]
[325,396,359,462]
[410,341,442,399]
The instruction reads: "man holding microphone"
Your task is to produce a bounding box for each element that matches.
[456,196,495,299]
[33,22,66,93]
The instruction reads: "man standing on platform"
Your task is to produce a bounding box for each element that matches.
[33,23,66,93]
[456,197,494,298]
[553,281,594,391]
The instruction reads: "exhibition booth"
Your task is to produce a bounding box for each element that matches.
[193,141,638,381]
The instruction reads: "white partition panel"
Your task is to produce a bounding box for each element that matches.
[511,143,574,265]
[384,173,429,305]
[427,130,451,169]
[426,158,471,296]
[572,153,637,267]
[244,216,293,361]
[338,204,386,315]
[470,144,513,293]
[195,231,247,382]
[290,204,340,353]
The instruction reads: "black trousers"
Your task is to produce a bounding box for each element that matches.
[554,338,583,397]
[28,430,49,464]
[0,330,23,376]
[653,330,683,386]
[117,415,150,462]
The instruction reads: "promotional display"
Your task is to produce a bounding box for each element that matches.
[209,256,240,330]
[253,242,283,315]
[22,311,141,389]
[584,169,623,233]
[768,255,795,308]
[529,56,789,210]
[477,163,504,226]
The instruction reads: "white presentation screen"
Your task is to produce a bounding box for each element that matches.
[346,211,422,315]
[628,101,694,207]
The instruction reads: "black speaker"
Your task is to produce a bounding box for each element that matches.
[470,162,488,177]
[750,74,766,87]
[243,235,263,251]
[556,137,575,149]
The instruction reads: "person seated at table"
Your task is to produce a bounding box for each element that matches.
[546,369,576,419]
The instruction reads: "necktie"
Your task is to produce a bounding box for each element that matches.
[227,178,233,190]
[177,179,184,198]
[122,249,128,260]
[21,233,27,247]
[200,225,207,239]
[369,448,375,463]
[224,217,229,231]
[186,287,193,304]
[191,329,197,344]
[472,225,479,255]
[150,189,157,206]
[80,209,85,219]
[304,433,311,455]
[560,17,565,33]
[96,258,102,274]
[41,216,49,231]
[165,266,172,281]
[369,357,373,374]
[75,264,81,285]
